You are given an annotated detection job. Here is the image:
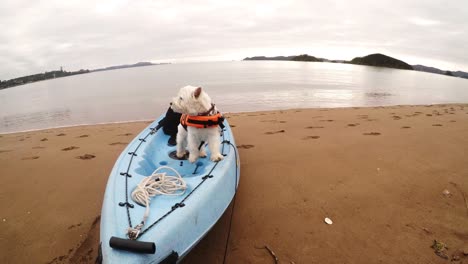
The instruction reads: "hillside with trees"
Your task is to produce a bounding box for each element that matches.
[349,53,413,70]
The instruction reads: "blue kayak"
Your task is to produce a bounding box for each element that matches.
[99,115,240,263]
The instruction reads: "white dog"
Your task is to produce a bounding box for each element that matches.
[170,85,224,163]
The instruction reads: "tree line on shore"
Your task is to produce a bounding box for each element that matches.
[0,69,89,90]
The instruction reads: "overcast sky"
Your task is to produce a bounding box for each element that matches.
[1,0,467,80]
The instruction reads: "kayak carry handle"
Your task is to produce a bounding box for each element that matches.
[109,236,156,254]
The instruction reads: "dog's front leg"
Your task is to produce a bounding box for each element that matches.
[176,125,188,158]
[187,130,200,163]
[208,130,223,162]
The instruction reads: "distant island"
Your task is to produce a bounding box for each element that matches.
[0,62,168,90]
[91,61,169,72]
[244,53,468,79]
[245,53,414,70]
[349,54,413,70]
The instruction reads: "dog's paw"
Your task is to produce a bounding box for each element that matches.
[210,153,224,162]
[188,155,198,163]
[176,151,186,159]
[199,150,207,158]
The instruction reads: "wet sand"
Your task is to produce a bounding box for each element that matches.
[1,104,468,263]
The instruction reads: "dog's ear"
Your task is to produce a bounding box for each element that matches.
[194,87,202,99]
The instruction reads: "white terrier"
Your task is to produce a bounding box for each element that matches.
[170,85,224,163]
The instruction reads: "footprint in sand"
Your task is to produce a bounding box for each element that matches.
[426,114,432,116]
[67,223,82,230]
[363,132,381,136]
[237,144,255,149]
[118,133,133,136]
[401,126,411,129]
[62,146,80,151]
[0,150,12,153]
[76,154,96,160]
[432,124,443,127]
[40,138,48,141]
[392,116,402,120]
[78,135,89,138]
[22,156,40,160]
[305,126,324,129]
[320,119,334,122]
[265,130,285,135]
[109,142,128,146]
[56,133,66,136]
[230,125,236,128]
[303,136,320,140]
[32,146,45,149]
[449,120,456,122]
[347,123,360,127]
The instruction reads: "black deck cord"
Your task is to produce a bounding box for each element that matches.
[137,128,233,238]
[221,141,239,264]
[121,125,159,228]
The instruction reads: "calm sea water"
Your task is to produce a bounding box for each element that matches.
[1,61,467,133]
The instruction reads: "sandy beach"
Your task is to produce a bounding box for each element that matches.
[1,104,468,263]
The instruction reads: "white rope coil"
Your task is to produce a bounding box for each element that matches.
[127,166,187,239]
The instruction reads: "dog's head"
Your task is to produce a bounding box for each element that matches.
[170,85,212,115]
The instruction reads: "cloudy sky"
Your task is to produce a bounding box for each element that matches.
[1,0,467,80]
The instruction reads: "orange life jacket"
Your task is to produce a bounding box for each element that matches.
[180,113,225,129]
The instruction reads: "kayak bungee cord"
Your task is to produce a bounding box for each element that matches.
[121,125,238,241]
[127,166,187,240]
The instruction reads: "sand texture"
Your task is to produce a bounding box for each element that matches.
[1,104,468,263]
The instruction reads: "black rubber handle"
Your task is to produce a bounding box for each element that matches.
[109,236,156,254]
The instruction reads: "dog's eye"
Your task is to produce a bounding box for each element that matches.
[179,97,183,100]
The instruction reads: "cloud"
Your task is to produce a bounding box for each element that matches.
[409,17,441,26]
[1,0,467,79]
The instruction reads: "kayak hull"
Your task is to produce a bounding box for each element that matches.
[100,116,239,263]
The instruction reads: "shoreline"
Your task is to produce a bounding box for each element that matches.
[1,104,468,263]
[2,103,467,135]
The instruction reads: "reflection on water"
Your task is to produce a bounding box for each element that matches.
[1,61,468,133]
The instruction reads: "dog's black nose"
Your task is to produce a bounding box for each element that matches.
[170,102,173,106]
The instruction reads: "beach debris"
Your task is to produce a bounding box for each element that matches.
[422,227,432,234]
[2,218,6,222]
[255,245,279,264]
[324,217,333,225]
[431,240,449,259]
[442,189,452,197]
[451,250,463,261]
[463,246,468,255]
